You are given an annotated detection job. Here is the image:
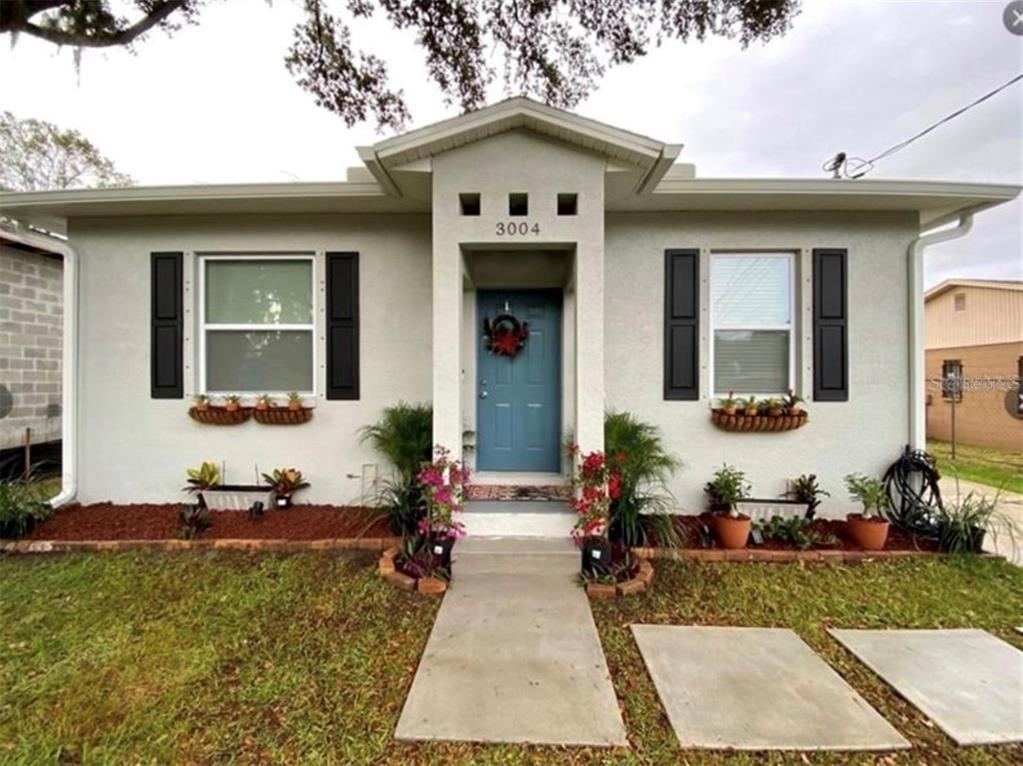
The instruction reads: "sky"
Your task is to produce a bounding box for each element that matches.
[0,0,1020,287]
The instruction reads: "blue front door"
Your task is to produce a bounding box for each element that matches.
[477,290,562,472]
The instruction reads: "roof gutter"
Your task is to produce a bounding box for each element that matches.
[906,207,980,451]
[3,223,78,508]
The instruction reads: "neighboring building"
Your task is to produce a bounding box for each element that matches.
[0,98,1018,528]
[0,229,64,477]
[925,279,1023,451]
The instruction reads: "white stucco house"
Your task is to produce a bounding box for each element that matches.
[0,98,1018,528]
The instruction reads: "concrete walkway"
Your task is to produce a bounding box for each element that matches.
[394,537,628,747]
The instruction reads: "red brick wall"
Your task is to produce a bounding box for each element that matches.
[925,342,1023,451]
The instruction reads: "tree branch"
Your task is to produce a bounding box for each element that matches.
[5,0,190,47]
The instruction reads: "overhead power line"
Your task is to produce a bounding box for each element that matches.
[823,73,1023,179]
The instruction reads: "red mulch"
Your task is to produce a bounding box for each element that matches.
[24,503,391,541]
[674,514,939,552]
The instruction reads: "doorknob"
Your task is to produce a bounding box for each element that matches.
[479,391,488,399]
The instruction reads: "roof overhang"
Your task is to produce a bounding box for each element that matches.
[925,278,1023,301]
[608,177,1021,228]
[357,96,683,199]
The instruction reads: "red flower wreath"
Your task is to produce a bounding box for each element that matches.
[484,314,529,357]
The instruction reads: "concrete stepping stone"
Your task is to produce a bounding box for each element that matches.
[395,538,628,747]
[830,628,1023,745]
[632,625,909,751]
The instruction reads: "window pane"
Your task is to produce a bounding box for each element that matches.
[206,330,313,392]
[712,256,791,326]
[205,259,312,324]
[714,330,790,393]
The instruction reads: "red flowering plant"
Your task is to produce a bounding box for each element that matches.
[568,446,621,545]
[400,446,470,580]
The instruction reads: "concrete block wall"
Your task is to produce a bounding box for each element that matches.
[0,244,63,452]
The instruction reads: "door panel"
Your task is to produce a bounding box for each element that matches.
[477,290,562,472]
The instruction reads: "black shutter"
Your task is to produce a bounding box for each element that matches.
[813,248,848,401]
[326,252,359,400]
[664,249,699,400]
[151,252,183,399]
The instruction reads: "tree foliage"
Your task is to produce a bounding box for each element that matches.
[0,111,133,191]
[2,0,801,130]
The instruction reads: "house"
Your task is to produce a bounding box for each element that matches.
[925,279,1023,451]
[0,98,1018,528]
[0,228,64,479]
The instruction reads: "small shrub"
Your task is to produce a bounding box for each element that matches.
[785,473,830,519]
[935,484,1018,554]
[178,503,211,539]
[0,476,51,539]
[261,468,310,499]
[704,464,751,516]
[754,515,837,550]
[184,462,221,494]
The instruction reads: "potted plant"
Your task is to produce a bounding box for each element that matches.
[843,473,892,550]
[194,394,211,411]
[785,389,804,415]
[224,394,242,413]
[785,474,830,520]
[569,448,617,575]
[255,394,273,411]
[717,391,739,416]
[933,484,1016,554]
[287,392,303,411]
[705,464,752,548]
[761,397,784,417]
[261,468,310,508]
[741,396,758,417]
[414,447,469,580]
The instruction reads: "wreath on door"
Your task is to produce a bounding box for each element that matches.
[483,314,529,357]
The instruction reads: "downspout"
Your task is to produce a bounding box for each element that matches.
[5,223,78,508]
[906,211,974,452]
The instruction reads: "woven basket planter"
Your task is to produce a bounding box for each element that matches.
[188,407,252,425]
[711,410,808,432]
[252,407,314,425]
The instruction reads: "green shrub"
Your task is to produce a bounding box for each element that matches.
[0,476,51,539]
[359,402,433,536]
[604,411,684,548]
[844,473,890,518]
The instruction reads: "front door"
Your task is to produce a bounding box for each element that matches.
[476,290,562,472]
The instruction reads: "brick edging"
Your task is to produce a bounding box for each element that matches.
[0,537,400,554]
[586,557,655,600]
[630,546,1002,563]
[377,545,447,597]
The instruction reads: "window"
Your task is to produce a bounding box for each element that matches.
[509,193,528,216]
[711,254,794,394]
[200,256,315,394]
[941,359,963,401]
[459,193,480,216]
[557,193,578,216]
[954,292,966,311]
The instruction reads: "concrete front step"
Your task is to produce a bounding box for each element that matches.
[461,501,576,538]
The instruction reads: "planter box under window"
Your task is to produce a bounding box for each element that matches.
[200,485,274,511]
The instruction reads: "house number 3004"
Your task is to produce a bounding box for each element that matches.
[496,221,540,236]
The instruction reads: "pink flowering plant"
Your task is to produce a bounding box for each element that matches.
[568,445,621,545]
[416,446,470,541]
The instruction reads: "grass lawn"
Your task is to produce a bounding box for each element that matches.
[928,439,1023,494]
[1,552,1021,765]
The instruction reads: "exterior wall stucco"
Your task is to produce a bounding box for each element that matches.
[430,130,606,461]
[69,213,432,504]
[605,210,918,518]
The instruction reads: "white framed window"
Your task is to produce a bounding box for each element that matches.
[198,254,316,395]
[710,253,795,395]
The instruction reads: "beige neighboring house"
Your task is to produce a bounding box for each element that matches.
[925,279,1023,451]
[0,228,64,474]
[0,98,1019,528]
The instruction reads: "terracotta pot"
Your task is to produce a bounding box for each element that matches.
[768,408,783,417]
[225,402,240,412]
[288,400,303,411]
[846,514,890,550]
[714,512,751,549]
[721,406,737,416]
[196,402,210,411]
[256,401,270,411]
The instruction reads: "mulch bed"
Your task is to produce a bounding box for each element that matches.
[674,514,939,552]
[22,503,390,541]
